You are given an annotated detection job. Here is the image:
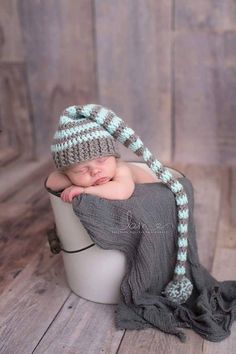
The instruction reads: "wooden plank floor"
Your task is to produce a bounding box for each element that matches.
[0,163,235,354]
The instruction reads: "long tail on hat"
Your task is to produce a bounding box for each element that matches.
[61,104,193,305]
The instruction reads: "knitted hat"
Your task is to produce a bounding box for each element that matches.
[52,104,193,305]
[51,110,121,169]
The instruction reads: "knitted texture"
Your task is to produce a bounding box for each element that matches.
[51,112,120,169]
[52,103,193,304]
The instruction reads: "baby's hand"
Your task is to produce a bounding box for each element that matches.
[61,186,85,203]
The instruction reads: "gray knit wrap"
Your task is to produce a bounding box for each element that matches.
[51,104,193,305]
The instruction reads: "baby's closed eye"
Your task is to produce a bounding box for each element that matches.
[75,167,88,174]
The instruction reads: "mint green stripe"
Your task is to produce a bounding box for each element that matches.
[129,138,143,151]
[51,130,111,152]
[178,237,188,248]
[178,209,189,219]
[174,265,185,275]
[54,121,99,140]
[80,104,97,117]
[177,252,187,261]
[118,127,135,143]
[94,108,109,125]
[178,223,188,233]
[59,115,75,125]
[143,148,152,161]
[79,130,109,142]
[107,116,123,134]
[170,180,183,193]
[162,169,173,181]
[64,106,77,118]
[176,194,188,206]
[150,160,162,173]
[160,169,173,183]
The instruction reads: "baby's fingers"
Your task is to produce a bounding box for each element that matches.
[68,189,82,202]
[68,190,77,202]
[60,191,65,201]
[68,193,73,202]
[61,191,69,203]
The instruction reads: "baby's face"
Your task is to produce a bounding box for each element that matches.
[64,155,117,187]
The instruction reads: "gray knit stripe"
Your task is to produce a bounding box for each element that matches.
[53,126,110,145]
[143,152,189,275]
[143,154,189,274]
[51,105,121,168]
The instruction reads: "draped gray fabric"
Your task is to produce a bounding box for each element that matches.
[72,178,236,342]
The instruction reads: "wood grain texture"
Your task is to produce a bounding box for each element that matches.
[174,2,236,165]
[0,157,52,202]
[174,31,224,164]
[34,294,123,353]
[230,166,236,227]
[218,31,236,165]
[118,328,202,354]
[95,0,173,162]
[211,167,236,251]
[175,0,236,30]
[0,63,35,166]
[0,0,25,62]
[18,0,98,156]
[0,246,70,354]
[0,159,54,293]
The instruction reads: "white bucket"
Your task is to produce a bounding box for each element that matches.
[47,162,184,304]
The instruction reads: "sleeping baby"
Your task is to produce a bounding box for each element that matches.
[47,104,194,307]
[46,155,157,202]
[47,111,157,202]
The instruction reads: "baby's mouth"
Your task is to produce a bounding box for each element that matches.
[94,177,109,185]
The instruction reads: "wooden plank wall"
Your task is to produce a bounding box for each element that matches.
[0,0,97,200]
[17,0,98,156]
[95,0,173,162]
[0,0,97,162]
[95,0,236,165]
[0,1,34,166]
[174,0,236,165]
[0,0,236,195]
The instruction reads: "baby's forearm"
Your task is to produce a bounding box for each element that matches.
[84,180,134,200]
[46,171,72,191]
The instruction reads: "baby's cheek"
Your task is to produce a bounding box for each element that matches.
[70,175,84,186]
[109,166,117,178]
[75,175,93,187]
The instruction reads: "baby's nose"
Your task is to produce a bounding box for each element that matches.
[91,167,101,176]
